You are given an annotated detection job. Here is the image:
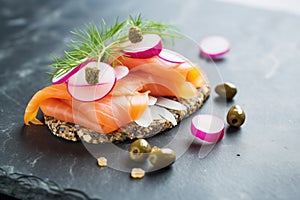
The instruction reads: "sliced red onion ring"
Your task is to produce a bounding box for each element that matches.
[151,105,177,126]
[52,64,83,84]
[158,49,186,64]
[199,36,230,59]
[191,114,224,143]
[67,61,116,102]
[135,104,177,127]
[120,34,163,58]
[135,107,153,127]
[148,96,157,106]
[156,97,186,111]
[114,66,129,80]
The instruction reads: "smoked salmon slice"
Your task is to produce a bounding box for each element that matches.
[24,84,149,134]
[112,63,197,98]
[114,54,207,88]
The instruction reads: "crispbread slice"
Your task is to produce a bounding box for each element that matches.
[44,84,210,143]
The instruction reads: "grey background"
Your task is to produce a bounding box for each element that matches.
[0,0,300,199]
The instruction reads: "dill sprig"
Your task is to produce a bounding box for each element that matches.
[50,14,179,78]
[128,14,179,40]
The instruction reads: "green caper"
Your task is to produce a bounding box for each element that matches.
[215,82,237,100]
[128,26,143,43]
[226,105,246,127]
[129,139,151,162]
[149,148,176,169]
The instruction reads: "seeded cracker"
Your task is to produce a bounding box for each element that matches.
[44,85,210,143]
[85,67,100,85]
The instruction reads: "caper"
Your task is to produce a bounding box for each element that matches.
[226,105,246,127]
[149,148,176,169]
[215,82,237,100]
[128,26,143,43]
[129,139,151,162]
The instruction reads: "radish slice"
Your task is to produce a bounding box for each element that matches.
[199,36,230,59]
[120,34,163,58]
[114,66,129,80]
[52,65,82,84]
[156,97,186,111]
[191,114,224,143]
[158,49,186,64]
[67,61,116,102]
[67,61,115,86]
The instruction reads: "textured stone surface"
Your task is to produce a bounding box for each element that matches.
[1,0,300,199]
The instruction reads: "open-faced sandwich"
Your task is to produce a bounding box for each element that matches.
[23,15,210,143]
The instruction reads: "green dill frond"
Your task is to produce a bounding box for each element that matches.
[129,14,142,26]
[49,14,179,79]
[50,18,127,78]
[127,14,180,42]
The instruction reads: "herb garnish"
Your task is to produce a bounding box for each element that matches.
[50,14,178,79]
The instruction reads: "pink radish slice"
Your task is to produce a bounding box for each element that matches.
[120,34,163,58]
[199,36,230,59]
[191,114,224,143]
[158,49,186,64]
[114,66,129,80]
[67,81,116,102]
[67,61,116,102]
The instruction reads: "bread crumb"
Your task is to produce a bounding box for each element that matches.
[131,168,145,179]
[151,146,160,153]
[97,157,107,167]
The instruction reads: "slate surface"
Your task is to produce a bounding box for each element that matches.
[1,0,300,199]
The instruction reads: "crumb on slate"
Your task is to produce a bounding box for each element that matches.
[97,157,107,167]
[131,168,145,179]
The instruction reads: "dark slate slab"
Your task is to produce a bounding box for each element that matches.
[1,0,300,199]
